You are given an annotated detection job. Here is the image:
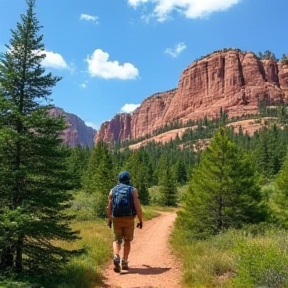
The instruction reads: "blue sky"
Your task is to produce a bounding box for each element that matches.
[0,0,287,130]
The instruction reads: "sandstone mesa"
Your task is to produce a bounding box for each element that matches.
[95,49,288,144]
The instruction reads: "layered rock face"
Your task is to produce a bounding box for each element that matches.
[49,107,96,147]
[131,89,177,139]
[96,50,288,143]
[165,50,288,122]
[94,89,176,143]
[95,113,132,143]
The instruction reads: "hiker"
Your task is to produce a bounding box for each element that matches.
[107,171,143,272]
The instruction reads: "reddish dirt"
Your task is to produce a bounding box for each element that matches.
[101,212,182,288]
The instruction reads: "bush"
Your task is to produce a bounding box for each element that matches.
[171,224,288,288]
[68,190,97,221]
[234,230,288,288]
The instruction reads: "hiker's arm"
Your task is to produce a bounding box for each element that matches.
[132,188,143,223]
[107,190,112,219]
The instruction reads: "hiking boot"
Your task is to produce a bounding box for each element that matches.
[121,259,129,270]
[113,254,121,272]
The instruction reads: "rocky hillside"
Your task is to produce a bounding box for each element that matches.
[95,49,288,144]
[49,107,96,147]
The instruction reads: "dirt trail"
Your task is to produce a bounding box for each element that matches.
[101,212,182,288]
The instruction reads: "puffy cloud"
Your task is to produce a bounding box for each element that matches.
[86,49,139,80]
[80,83,87,89]
[85,122,99,130]
[3,47,68,70]
[120,103,141,113]
[80,13,99,23]
[128,0,241,21]
[165,42,186,58]
[41,50,68,69]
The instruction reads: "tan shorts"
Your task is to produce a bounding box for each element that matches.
[112,216,135,243]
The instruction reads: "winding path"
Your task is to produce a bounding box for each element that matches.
[101,212,182,288]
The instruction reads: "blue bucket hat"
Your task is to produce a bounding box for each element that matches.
[118,171,131,184]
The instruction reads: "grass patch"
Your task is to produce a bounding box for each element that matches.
[171,224,288,288]
[0,220,112,288]
[0,202,164,288]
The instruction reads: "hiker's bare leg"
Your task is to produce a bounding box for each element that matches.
[123,240,131,260]
[113,241,121,255]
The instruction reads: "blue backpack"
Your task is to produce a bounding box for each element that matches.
[111,183,136,217]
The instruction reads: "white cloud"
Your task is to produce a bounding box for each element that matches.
[120,104,141,113]
[80,83,87,89]
[128,0,241,21]
[41,50,68,69]
[86,49,139,80]
[80,13,99,23]
[85,122,99,130]
[140,14,152,23]
[165,42,186,58]
[3,48,68,70]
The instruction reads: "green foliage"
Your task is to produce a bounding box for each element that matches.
[67,190,97,221]
[83,141,115,218]
[258,50,277,61]
[269,148,288,227]
[158,155,178,206]
[281,53,288,65]
[177,127,265,239]
[82,141,105,193]
[0,0,78,275]
[234,230,288,288]
[171,223,288,288]
[124,149,150,204]
[253,125,287,182]
[66,146,90,189]
[172,156,188,185]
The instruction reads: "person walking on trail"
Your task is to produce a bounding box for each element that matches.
[107,171,143,272]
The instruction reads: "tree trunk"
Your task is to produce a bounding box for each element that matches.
[0,247,14,269]
[217,195,224,232]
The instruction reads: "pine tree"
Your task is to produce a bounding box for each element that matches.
[124,149,150,205]
[258,50,277,61]
[82,141,104,193]
[92,143,115,218]
[173,157,188,185]
[269,148,288,228]
[158,155,177,206]
[66,146,90,189]
[0,0,78,274]
[177,127,265,239]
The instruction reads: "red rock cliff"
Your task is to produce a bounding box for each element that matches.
[95,113,132,143]
[165,50,288,123]
[94,89,176,143]
[95,49,288,144]
[49,107,96,147]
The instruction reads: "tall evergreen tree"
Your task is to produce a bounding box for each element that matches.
[124,149,150,205]
[82,141,115,217]
[67,146,90,189]
[177,127,265,239]
[269,147,288,228]
[82,141,104,193]
[0,0,78,274]
[158,155,178,206]
[173,157,188,185]
[92,143,115,218]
